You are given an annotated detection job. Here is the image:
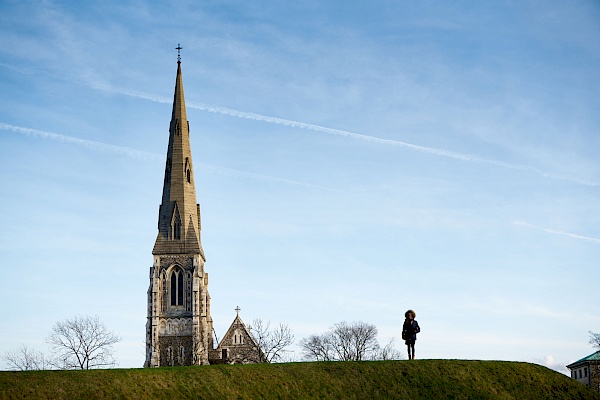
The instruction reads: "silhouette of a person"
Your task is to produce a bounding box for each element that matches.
[402,309,420,360]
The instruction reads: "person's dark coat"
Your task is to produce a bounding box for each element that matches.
[402,319,420,344]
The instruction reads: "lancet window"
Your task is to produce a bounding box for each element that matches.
[171,208,182,240]
[170,267,185,306]
[185,158,191,184]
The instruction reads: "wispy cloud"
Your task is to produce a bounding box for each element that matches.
[513,220,600,244]
[0,122,339,191]
[1,61,597,187]
[0,122,161,160]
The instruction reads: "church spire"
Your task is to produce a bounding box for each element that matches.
[146,50,213,368]
[153,49,204,258]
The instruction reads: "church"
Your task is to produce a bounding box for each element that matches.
[144,49,264,367]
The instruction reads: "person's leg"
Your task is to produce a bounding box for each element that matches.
[411,344,415,360]
[406,344,412,360]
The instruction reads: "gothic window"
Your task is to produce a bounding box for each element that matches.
[170,273,176,305]
[185,158,191,184]
[173,216,181,240]
[178,272,184,305]
[171,206,182,240]
[170,267,185,306]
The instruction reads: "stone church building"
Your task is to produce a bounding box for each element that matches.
[144,52,262,367]
[209,308,266,364]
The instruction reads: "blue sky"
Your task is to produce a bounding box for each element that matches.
[0,0,599,373]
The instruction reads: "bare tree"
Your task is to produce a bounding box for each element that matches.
[590,331,600,349]
[299,334,334,361]
[374,338,404,361]
[248,319,295,363]
[46,315,121,370]
[300,321,380,362]
[2,344,48,371]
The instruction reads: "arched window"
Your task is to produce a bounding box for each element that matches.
[178,272,184,305]
[170,268,184,306]
[185,158,191,183]
[171,205,182,241]
[173,216,181,240]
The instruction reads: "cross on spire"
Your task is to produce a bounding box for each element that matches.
[235,306,241,316]
[176,44,182,63]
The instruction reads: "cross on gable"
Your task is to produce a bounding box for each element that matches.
[235,306,241,316]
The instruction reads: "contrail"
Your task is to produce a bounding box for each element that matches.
[1,61,596,186]
[513,221,600,244]
[0,122,161,160]
[88,82,599,187]
[0,122,341,191]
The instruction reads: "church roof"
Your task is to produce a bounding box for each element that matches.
[566,350,600,369]
[219,313,260,348]
[153,56,205,258]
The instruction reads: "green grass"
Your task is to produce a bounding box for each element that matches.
[1,360,598,399]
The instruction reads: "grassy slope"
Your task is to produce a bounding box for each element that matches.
[1,360,598,400]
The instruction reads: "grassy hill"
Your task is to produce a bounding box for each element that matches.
[1,360,598,399]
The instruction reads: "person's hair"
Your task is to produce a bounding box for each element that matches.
[405,309,416,319]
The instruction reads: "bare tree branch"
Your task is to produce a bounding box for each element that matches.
[589,331,600,349]
[299,334,334,361]
[248,319,295,363]
[300,321,380,362]
[2,345,49,371]
[46,315,121,370]
[375,338,404,361]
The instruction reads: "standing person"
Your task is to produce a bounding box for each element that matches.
[402,309,420,360]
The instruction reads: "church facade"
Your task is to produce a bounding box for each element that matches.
[210,309,266,364]
[145,53,263,367]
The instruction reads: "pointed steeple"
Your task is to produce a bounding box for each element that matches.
[153,54,204,258]
[146,50,214,368]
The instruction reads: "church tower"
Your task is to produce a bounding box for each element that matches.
[145,49,213,367]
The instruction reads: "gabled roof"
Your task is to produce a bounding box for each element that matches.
[219,314,260,348]
[566,350,600,369]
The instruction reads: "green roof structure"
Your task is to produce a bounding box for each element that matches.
[567,350,600,369]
